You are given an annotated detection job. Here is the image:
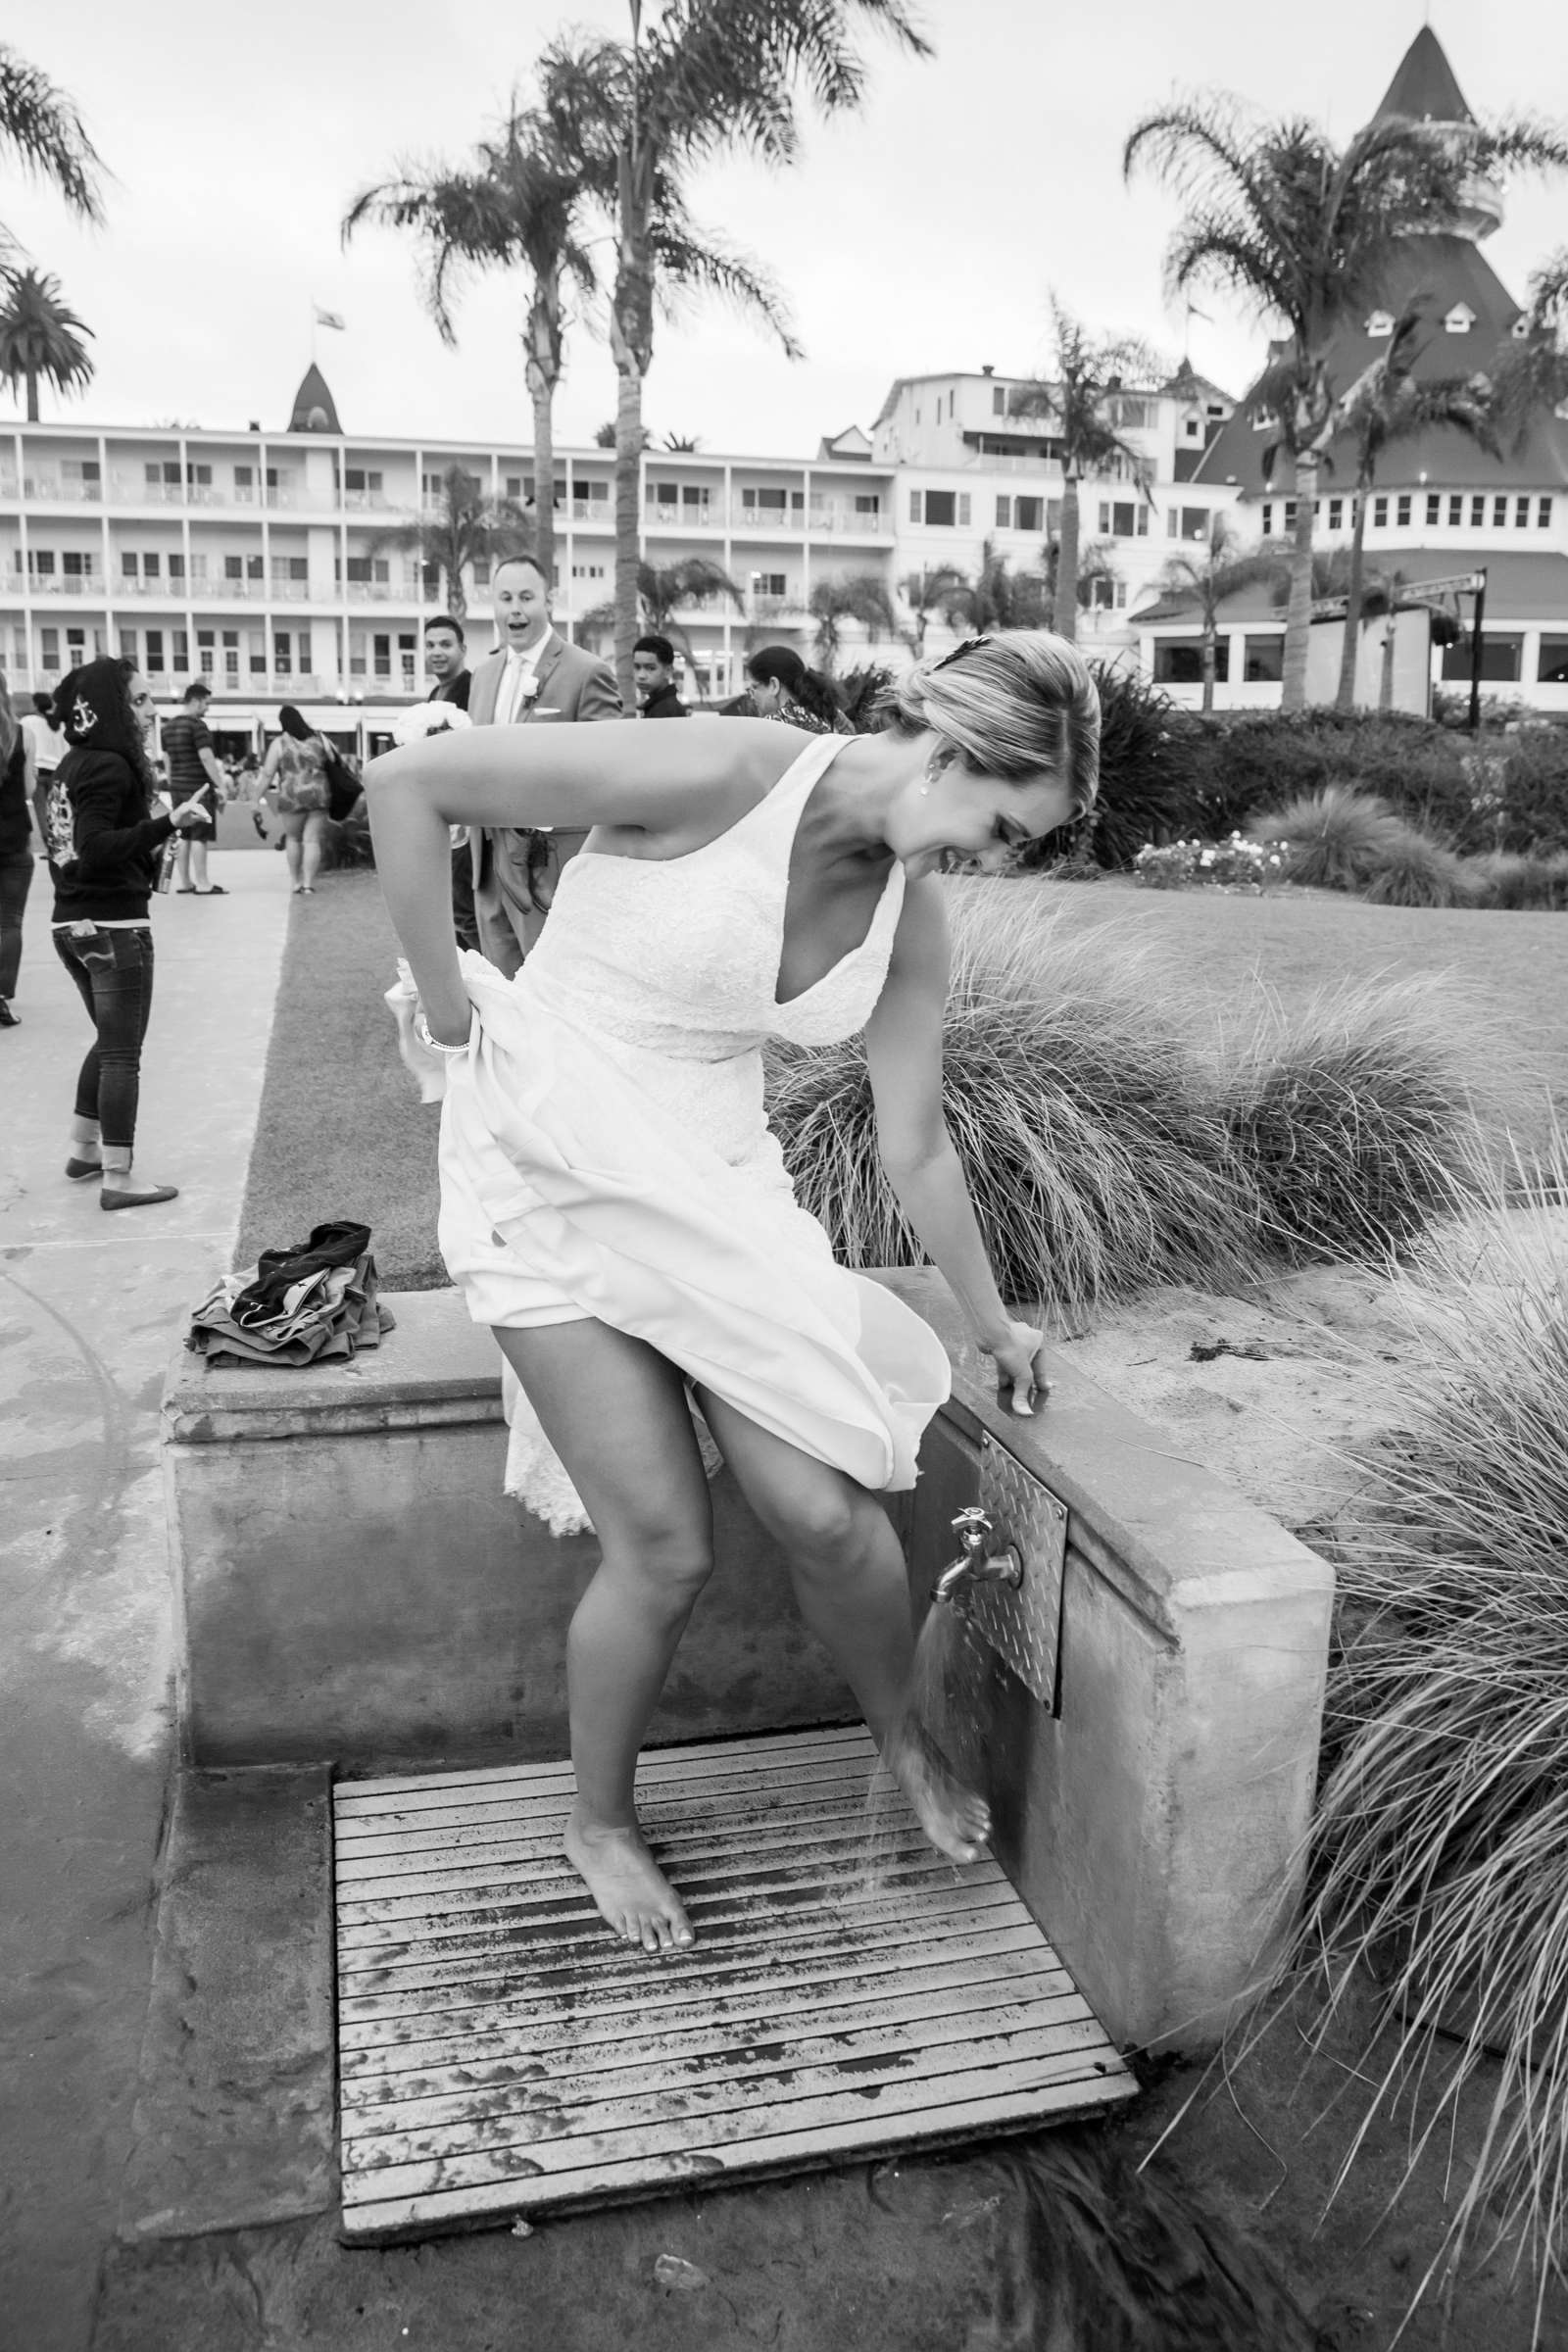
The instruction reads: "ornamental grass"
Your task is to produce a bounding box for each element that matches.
[1245,784,1406,893]
[1469,850,1568,911]
[1221,976,1508,1265]
[1359,826,1485,909]
[1299,1133,1568,2320]
[765,879,1257,1312]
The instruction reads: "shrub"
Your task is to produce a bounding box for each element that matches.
[1468,849,1568,909]
[1359,824,1484,907]
[1221,976,1504,1264]
[1245,785,1406,892]
[1495,728,1568,857]
[1133,833,1290,891]
[1022,662,1206,872]
[1300,1140,1568,2295]
[766,878,1257,1311]
[836,663,895,733]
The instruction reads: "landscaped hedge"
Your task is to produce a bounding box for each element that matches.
[1039,684,1568,869]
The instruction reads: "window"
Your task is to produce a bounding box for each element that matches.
[172,629,188,669]
[1445,305,1475,333]
[1441,632,1524,682]
[957,493,971,526]
[1373,496,1389,526]
[923,490,956,526]
[1178,507,1208,541]
[28,549,55,575]
[1329,498,1345,530]
[1244,634,1284,682]
[1284,502,1298,530]
[741,484,788,514]
[189,554,207,581]
[908,490,922,523]
[399,631,417,686]
[341,557,389,585]
[654,480,678,507]
[39,626,58,666]
[272,632,294,674]
[119,630,137,661]
[1426,493,1441,525]
[1185,416,1200,439]
[122,551,139,578]
[186,465,212,488]
[197,628,215,678]
[146,462,180,487]
[1366,310,1395,337]
[424,471,448,496]
[682,485,710,511]
[992,386,1004,416]
[1152,641,1205,684]
[271,556,308,582]
[248,632,266,675]
[143,629,165,673]
[62,551,90,578]
[1396,494,1412,527]
[1014,496,1044,532]
[996,495,1011,528]
[1494,496,1508,528]
[1449,494,1463,525]
[1517,497,1531,528]
[142,552,161,579]
[170,554,185,583]
[1468,494,1483,526]
[752,571,787,599]
[372,633,392,679]
[471,560,490,588]
[570,563,606,579]
[62,459,100,487]
[1260,503,1273,537]
[1107,502,1142,538]
[234,466,254,491]
[222,629,239,681]
[853,494,879,515]
[342,468,382,494]
[1538,636,1568,683]
[1541,497,1554,528]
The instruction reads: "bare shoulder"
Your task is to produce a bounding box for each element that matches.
[593,717,824,855]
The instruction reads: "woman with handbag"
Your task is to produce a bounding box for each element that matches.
[259,706,332,894]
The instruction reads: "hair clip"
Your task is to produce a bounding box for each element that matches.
[931,635,992,671]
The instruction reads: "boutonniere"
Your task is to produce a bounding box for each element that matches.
[517,675,541,704]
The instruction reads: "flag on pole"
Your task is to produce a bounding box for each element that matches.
[314,306,346,331]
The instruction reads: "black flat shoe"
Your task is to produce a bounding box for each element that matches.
[0,1000,17,1027]
[101,1182,179,1212]
[197,885,227,895]
[65,1155,102,1180]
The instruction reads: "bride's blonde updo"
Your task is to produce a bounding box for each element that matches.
[884,629,1102,816]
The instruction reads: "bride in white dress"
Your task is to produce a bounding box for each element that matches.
[367,630,1101,1955]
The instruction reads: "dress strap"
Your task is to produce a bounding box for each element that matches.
[743,729,851,848]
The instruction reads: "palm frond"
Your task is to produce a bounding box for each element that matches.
[0,47,106,225]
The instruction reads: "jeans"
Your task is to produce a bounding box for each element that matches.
[0,848,33,999]
[53,923,155,1151]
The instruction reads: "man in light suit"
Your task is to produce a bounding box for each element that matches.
[469,554,623,976]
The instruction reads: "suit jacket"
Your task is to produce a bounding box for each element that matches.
[468,630,622,908]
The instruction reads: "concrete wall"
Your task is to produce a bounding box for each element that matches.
[164,1273,1333,2051]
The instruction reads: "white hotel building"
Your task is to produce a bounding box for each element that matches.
[0,358,1239,752]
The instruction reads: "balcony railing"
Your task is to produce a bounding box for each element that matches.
[733,506,807,533]
[808,506,891,536]
[344,579,419,603]
[19,572,106,598]
[21,473,103,502]
[744,595,808,622]
[643,502,723,529]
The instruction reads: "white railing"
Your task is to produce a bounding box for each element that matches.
[644,502,722,529]
[745,595,808,622]
[571,498,611,523]
[22,473,103,502]
[344,579,417,603]
[734,506,806,533]
[343,491,394,512]
[116,576,189,597]
[23,572,106,598]
[808,507,891,536]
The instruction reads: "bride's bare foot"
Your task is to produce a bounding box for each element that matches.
[564,1804,695,1955]
[884,1717,991,1865]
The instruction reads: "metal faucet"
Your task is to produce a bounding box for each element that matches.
[932,1505,1023,1607]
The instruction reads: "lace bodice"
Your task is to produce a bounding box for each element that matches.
[520,730,905,1063]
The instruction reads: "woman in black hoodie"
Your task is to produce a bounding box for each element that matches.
[45,658,209,1210]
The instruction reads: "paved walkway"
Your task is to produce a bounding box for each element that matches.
[0,851,290,2352]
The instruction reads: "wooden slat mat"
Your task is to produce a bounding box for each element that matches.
[334,1727,1136,2240]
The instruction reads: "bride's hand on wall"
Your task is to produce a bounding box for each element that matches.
[983,1322,1051,1417]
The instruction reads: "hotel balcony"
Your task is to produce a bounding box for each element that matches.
[17,572,106,598]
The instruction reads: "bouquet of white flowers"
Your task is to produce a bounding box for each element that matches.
[390,702,473,748]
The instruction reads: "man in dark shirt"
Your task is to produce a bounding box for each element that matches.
[632,634,688,718]
[424,614,477,948]
[424,613,471,710]
[162,682,229,895]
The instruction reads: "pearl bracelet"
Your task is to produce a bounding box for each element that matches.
[414,1007,472,1056]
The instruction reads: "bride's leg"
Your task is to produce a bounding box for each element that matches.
[496,1321,714,1953]
[693,1388,990,1866]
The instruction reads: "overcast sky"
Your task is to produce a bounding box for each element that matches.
[2,0,1564,458]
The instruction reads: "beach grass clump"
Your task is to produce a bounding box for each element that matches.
[1299,1136,1568,2303]
[1359,824,1483,908]
[1221,976,1509,1264]
[1246,784,1406,893]
[1468,850,1568,910]
[766,879,1257,1312]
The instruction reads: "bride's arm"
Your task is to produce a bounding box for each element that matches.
[862,877,1049,1415]
[365,716,774,1046]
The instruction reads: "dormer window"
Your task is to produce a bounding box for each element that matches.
[1367,311,1395,338]
[1512,316,1533,339]
[1445,304,1476,334]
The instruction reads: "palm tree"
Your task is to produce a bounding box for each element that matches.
[1124,97,1568,711]
[0,45,105,260]
[539,1,928,703]
[579,554,742,662]
[809,571,895,669]
[899,564,968,659]
[1009,297,1165,642]
[1152,511,1285,710]
[0,266,92,419]
[936,540,1050,637]
[1328,303,1497,710]
[344,96,596,589]
[367,464,532,621]
[1489,247,1568,444]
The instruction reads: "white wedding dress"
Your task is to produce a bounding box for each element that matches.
[429,729,952,1533]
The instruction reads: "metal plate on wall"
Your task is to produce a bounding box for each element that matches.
[964,1435,1068,1712]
